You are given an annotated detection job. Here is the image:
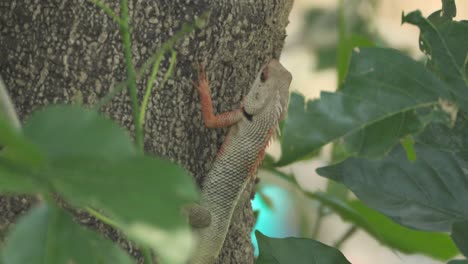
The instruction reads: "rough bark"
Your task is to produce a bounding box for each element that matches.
[0,0,293,263]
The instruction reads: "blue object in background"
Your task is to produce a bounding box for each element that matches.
[251,184,298,256]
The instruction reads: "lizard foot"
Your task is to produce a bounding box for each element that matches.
[182,203,212,228]
[193,63,210,95]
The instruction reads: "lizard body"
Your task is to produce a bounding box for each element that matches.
[190,60,292,264]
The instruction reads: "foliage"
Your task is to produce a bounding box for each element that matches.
[257,0,467,263]
[0,1,207,264]
[2,204,134,264]
[255,231,351,264]
[0,0,466,263]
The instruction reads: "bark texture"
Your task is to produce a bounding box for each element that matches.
[0,0,293,263]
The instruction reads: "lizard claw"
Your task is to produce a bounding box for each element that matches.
[193,63,210,94]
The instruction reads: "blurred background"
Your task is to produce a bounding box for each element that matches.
[252,1,468,263]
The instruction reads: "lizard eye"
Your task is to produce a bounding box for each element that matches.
[260,72,266,82]
[260,67,268,82]
[255,92,260,100]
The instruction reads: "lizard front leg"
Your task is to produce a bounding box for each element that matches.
[193,64,243,128]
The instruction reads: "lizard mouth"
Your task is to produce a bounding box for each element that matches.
[242,107,253,121]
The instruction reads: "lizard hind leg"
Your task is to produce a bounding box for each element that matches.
[183,203,212,228]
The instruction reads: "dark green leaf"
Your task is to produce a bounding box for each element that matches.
[18,105,198,263]
[308,192,457,260]
[0,116,43,168]
[344,110,423,159]
[451,220,468,257]
[0,117,45,193]
[317,142,468,232]
[337,35,375,84]
[0,158,46,193]
[426,0,456,26]
[255,231,351,264]
[417,111,468,162]
[441,0,457,18]
[277,48,453,166]
[402,11,468,110]
[23,105,136,160]
[45,156,198,263]
[448,260,468,264]
[349,200,457,259]
[1,204,134,264]
[330,140,352,163]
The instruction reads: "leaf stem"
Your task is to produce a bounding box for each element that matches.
[119,0,143,152]
[142,247,153,264]
[85,207,120,228]
[334,225,357,249]
[139,49,177,128]
[0,76,21,131]
[336,0,348,85]
[93,12,209,111]
[311,204,325,239]
[86,207,154,263]
[89,0,123,27]
[263,166,357,241]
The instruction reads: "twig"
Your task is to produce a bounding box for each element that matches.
[0,76,21,131]
[139,49,177,127]
[88,0,123,27]
[334,225,357,249]
[93,12,209,111]
[86,206,120,228]
[311,204,325,239]
[119,0,143,152]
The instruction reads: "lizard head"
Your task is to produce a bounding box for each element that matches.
[242,59,292,121]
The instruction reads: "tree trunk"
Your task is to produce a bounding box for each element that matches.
[0,0,293,263]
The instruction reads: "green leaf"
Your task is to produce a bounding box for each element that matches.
[318,111,468,234]
[350,200,457,260]
[441,0,457,18]
[402,10,468,110]
[23,105,136,160]
[448,260,468,264]
[277,48,453,166]
[317,142,468,232]
[417,111,468,162]
[44,156,198,263]
[0,158,46,193]
[308,192,457,260]
[16,105,199,263]
[0,117,46,193]
[46,156,198,263]
[344,110,423,159]
[255,231,351,264]
[451,221,468,257]
[2,204,134,264]
[337,35,375,84]
[0,116,43,168]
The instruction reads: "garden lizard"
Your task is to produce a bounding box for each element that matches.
[189,59,292,264]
